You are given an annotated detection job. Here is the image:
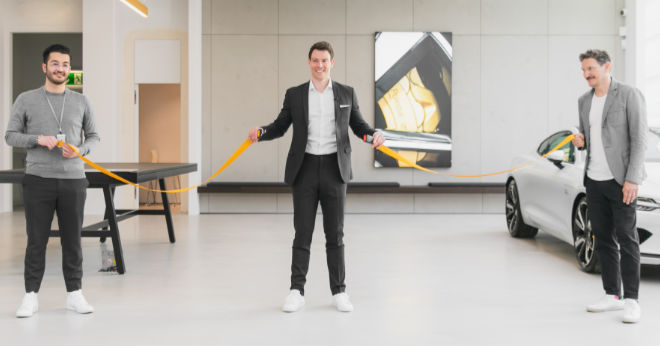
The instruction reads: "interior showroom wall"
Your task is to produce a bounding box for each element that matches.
[201,0,625,213]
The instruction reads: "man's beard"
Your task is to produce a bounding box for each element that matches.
[46,72,67,85]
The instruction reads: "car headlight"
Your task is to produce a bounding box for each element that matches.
[636,197,660,211]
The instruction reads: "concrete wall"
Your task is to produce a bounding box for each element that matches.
[201,0,626,213]
[0,0,628,214]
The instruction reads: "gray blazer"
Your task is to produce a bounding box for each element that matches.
[578,77,648,185]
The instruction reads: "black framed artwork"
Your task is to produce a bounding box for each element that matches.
[375,32,452,168]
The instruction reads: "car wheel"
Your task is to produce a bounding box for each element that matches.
[505,179,538,238]
[573,196,599,273]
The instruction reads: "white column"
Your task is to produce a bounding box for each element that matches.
[187,0,202,215]
[624,0,639,86]
[83,0,119,214]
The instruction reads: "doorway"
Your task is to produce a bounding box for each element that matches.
[138,83,182,210]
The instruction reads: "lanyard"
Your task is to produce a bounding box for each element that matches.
[43,88,67,134]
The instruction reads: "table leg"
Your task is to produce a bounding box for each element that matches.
[159,178,176,243]
[103,185,126,274]
[100,186,115,244]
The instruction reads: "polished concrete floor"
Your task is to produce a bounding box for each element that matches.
[1,211,659,346]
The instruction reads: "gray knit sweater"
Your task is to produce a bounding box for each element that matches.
[5,87,100,179]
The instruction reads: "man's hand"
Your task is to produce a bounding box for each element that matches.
[622,181,638,205]
[248,127,261,143]
[37,135,59,150]
[572,133,585,148]
[371,132,385,149]
[62,143,79,159]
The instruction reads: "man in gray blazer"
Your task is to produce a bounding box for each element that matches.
[248,41,384,313]
[572,49,647,323]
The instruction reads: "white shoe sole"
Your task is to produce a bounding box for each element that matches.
[622,315,640,323]
[282,305,304,313]
[332,302,353,312]
[282,301,304,313]
[16,310,36,318]
[67,305,94,314]
[16,305,38,318]
[586,305,624,312]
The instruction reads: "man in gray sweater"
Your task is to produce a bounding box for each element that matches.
[5,44,100,318]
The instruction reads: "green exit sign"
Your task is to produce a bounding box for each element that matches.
[67,71,83,85]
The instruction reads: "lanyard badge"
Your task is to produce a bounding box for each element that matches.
[43,88,67,136]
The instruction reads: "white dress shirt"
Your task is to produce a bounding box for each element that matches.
[306,80,337,155]
[587,93,615,181]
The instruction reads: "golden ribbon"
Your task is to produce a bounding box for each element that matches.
[57,134,574,193]
[58,139,253,193]
[377,134,576,178]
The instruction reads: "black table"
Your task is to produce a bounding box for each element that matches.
[0,162,197,274]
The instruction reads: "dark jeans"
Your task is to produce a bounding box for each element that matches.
[22,174,88,293]
[585,177,640,299]
[290,153,347,295]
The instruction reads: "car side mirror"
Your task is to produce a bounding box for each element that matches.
[546,150,565,168]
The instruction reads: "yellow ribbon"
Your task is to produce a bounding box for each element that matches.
[377,134,575,178]
[58,139,253,193]
[57,134,574,193]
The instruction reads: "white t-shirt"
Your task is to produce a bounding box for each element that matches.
[586,93,614,181]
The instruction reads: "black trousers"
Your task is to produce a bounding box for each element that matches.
[290,153,346,295]
[22,174,88,293]
[585,177,640,299]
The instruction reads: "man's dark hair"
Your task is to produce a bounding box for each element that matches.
[308,41,334,60]
[43,44,71,63]
[579,49,611,65]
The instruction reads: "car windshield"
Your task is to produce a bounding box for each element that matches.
[647,128,660,162]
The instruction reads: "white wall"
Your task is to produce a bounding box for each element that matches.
[135,40,181,83]
[82,0,191,214]
[201,0,626,213]
[629,0,660,127]
[0,0,83,212]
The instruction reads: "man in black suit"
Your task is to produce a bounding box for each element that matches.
[248,41,384,312]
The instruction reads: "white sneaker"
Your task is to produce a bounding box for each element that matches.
[586,294,624,312]
[332,292,354,312]
[16,292,38,318]
[66,290,94,314]
[622,299,641,323]
[282,289,305,313]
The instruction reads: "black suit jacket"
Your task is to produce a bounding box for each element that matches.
[260,81,375,185]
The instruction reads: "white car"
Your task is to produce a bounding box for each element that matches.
[505,128,660,272]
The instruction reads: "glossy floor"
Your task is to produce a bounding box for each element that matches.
[1,212,659,346]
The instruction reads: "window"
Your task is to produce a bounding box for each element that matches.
[536,131,575,163]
